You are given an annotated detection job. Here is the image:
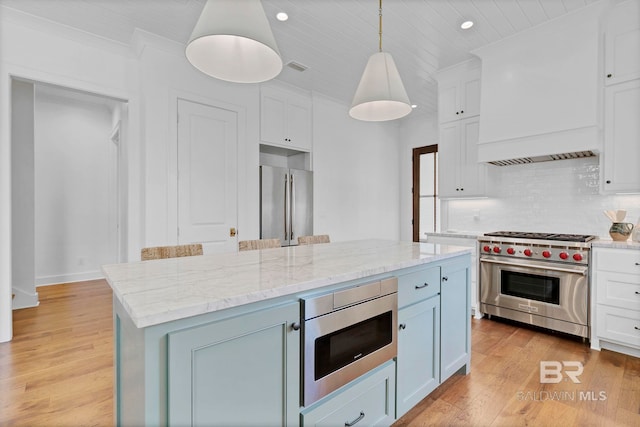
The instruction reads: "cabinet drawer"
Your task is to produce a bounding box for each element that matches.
[596,305,640,348]
[595,248,640,274]
[398,267,440,308]
[301,362,396,427]
[596,272,640,310]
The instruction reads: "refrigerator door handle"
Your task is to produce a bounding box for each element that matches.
[290,174,295,240]
[284,174,289,241]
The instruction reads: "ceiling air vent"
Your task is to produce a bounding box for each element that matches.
[488,151,596,166]
[286,61,308,72]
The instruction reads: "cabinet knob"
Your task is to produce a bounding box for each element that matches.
[460,188,464,191]
[635,326,640,331]
[291,322,301,331]
[607,74,612,78]
[460,110,464,114]
[442,276,448,282]
[606,180,611,184]
[399,323,407,330]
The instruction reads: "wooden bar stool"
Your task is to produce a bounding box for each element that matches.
[238,238,281,251]
[297,235,330,245]
[141,244,203,261]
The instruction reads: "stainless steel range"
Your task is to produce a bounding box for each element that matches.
[478,231,596,339]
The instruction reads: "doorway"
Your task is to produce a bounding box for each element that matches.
[11,79,127,308]
[412,145,439,242]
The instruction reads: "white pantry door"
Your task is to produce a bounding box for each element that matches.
[177,99,238,253]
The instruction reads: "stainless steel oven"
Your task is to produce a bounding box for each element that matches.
[302,277,397,406]
[479,232,594,339]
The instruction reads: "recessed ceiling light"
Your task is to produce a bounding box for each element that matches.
[461,20,474,30]
[276,12,289,22]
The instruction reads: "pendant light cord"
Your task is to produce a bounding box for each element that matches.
[378,0,383,52]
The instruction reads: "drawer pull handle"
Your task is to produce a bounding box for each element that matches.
[442,276,449,282]
[636,291,640,295]
[635,326,640,331]
[636,263,640,266]
[415,282,429,290]
[345,411,365,426]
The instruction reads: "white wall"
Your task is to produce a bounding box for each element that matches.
[398,113,440,242]
[313,94,401,241]
[34,87,118,286]
[11,80,37,309]
[0,6,130,341]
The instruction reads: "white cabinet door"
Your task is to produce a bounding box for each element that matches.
[177,99,238,254]
[436,62,480,124]
[438,117,485,198]
[604,0,640,86]
[602,79,640,193]
[260,86,312,152]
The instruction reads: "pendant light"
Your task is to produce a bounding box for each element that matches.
[186,0,283,83]
[349,0,412,121]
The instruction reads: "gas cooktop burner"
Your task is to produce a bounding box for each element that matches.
[484,231,596,243]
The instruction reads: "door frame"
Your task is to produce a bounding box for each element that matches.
[412,145,438,242]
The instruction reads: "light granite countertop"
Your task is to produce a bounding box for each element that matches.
[102,239,471,328]
[591,239,640,250]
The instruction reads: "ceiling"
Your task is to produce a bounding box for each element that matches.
[0,0,602,119]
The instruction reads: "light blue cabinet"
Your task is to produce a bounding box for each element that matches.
[395,255,471,419]
[440,259,471,381]
[396,295,440,417]
[167,302,300,426]
[301,361,396,427]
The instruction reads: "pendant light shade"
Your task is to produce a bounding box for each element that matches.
[349,52,412,121]
[350,0,411,121]
[186,0,283,83]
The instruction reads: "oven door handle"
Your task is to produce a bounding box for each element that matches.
[480,258,588,276]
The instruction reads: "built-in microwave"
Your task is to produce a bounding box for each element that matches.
[301,277,398,406]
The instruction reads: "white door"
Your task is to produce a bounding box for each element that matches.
[177,99,237,254]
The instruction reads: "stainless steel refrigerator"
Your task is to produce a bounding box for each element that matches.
[260,165,313,246]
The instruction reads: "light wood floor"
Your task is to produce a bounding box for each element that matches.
[1,280,639,426]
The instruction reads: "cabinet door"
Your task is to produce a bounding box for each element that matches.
[458,117,485,197]
[396,296,440,418]
[438,82,459,124]
[602,79,640,193]
[604,0,640,85]
[438,121,461,198]
[286,95,312,151]
[168,303,300,426]
[302,362,396,427]
[440,259,471,382]
[438,118,485,199]
[261,90,287,145]
[460,72,481,118]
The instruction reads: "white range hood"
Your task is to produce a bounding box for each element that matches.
[472,1,608,165]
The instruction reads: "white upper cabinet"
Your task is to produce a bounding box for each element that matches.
[438,117,486,199]
[604,0,640,86]
[436,60,480,124]
[601,78,640,193]
[260,85,312,152]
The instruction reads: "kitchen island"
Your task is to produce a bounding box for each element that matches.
[103,239,472,426]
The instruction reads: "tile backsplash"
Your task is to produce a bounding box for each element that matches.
[444,156,640,239]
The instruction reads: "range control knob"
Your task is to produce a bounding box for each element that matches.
[573,253,583,262]
[483,245,491,253]
[507,247,515,255]
[559,252,569,260]
[493,246,501,254]
[542,250,552,258]
[523,249,532,257]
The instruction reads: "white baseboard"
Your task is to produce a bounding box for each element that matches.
[35,270,104,287]
[12,287,39,310]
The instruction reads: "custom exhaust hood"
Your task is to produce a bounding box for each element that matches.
[472,2,607,166]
